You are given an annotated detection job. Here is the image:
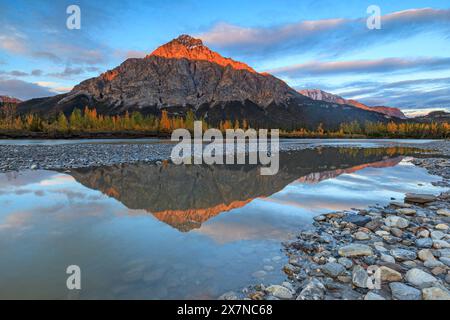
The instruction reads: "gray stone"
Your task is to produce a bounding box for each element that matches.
[266,285,294,299]
[321,262,346,278]
[352,265,368,288]
[389,282,421,300]
[338,244,373,257]
[385,216,409,229]
[377,266,403,282]
[390,248,417,261]
[431,231,445,240]
[405,193,437,204]
[416,238,433,249]
[405,268,438,288]
[218,291,238,300]
[433,240,450,249]
[381,254,396,263]
[437,208,450,217]
[397,208,416,215]
[343,215,371,227]
[422,287,450,300]
[439,257,450,267]
[296,278,325,300]
[338,257,353,269]
[354,231,371,240]
[364,292,386,300]
[314,215,327,222]
[418,249,435,262]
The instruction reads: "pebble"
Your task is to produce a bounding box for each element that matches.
[439,257,450,267]
[433,240,450,249]
[418,249,435,261]
[343,215,371,227]
[405,268,438,288]
[364,292,386,300]
[405,194,437,204]
[416,238,433,249]
[422,287,450,300]
[338,244,373,257]
[354,231,371,241]
[337,257,353,269]
[296,278,325,300]
[417,229,430,238]
[389,282,422,300]
[265,285,294,299]
[397,208,416,216]
[437,209,450,217]
[435,224,449,231]
[390,248,417,261]
[431,231,445,240]
[381,254,396,263]
[385,216,409,229]
[377,266,403,282]
[321,262,346,278]
[352,265,368,288]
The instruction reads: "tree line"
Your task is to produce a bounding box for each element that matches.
[0,104,449,138]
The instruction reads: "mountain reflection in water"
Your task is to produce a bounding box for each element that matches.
[67,147,420,232]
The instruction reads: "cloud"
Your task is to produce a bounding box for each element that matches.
[0,77,55,100]
[48,67,85,78]
[0,70,29,77]
[31,69,44,76]
[0,0,125,66]
[199,8,450,59]
[314,76,450,111]
[269,57,450,77]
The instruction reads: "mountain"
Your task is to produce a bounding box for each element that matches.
[299,89,407,119]
[414,110,450,123]
[18,35,393,130]
[0,96,22,106]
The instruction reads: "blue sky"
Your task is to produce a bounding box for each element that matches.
[0,0,449,116]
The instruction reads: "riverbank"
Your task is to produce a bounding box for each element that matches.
[0,139,448,172]
[0,129,170,140]
[235,155,450,300]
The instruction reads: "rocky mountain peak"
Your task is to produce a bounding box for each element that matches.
[148,34,256,73]
[173,34,204,48]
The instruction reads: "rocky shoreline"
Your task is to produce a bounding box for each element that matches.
[236,156,450,300]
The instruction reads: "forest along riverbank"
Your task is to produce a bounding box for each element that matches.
[236,155,450,300]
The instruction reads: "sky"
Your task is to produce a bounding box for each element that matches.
[0,0,449,116]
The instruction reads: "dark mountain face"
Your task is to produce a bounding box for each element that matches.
[17,35,393,129]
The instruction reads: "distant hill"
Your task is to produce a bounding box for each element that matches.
[299,89,407,119]
[414,111,450,123]
[0,95,22,106]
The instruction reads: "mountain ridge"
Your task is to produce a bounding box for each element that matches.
[299,89,407,119]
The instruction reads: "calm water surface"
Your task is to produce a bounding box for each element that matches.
[0,146,445,299]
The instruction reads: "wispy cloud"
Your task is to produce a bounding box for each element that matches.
[199,8,450,59]
[310,76,450,111]
[268,57,450,77]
